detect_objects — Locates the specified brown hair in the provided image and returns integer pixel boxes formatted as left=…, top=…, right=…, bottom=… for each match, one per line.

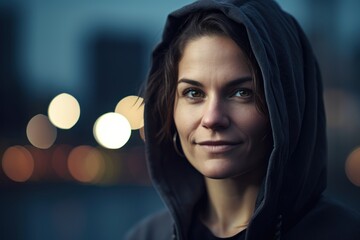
left=144, top=11, right=267, bottom=144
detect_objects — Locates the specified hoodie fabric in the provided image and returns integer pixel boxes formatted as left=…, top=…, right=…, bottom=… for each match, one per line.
left=126, top=0, right=360, bottom=239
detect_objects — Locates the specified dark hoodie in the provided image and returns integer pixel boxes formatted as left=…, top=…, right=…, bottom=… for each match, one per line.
left=126, top=0, right=360, bottom=239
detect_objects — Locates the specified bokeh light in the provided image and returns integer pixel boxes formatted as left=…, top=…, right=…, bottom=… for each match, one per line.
left=48, top=93, right=81, bottom=129
left=93, top=112, right=131, bottom=149
left=67, top=145, right=105, bottom=183
left=115, top=95, right=144, bottom=130
left=2, top=146, right=34, bottom=182
left=26, top=114, right=57, bottom=149
left=345, top=147, right=360, bottom=187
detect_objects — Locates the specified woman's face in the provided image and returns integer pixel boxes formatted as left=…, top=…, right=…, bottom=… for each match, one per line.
left=173, top=35, right=271, bottom=179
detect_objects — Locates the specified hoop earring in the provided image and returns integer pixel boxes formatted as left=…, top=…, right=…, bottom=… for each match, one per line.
left=173, top=132, right=185, bottom=157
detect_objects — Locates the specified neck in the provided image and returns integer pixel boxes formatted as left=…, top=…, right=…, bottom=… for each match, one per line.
left=200, top=166, right=265, bottom=238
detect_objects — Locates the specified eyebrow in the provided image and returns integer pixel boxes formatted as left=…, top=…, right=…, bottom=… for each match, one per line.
left=177, top=76, right=253, bottom=88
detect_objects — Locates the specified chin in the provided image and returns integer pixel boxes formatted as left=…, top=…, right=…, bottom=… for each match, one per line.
left=203, top=173, right=232, bottom=180
left=198, top=162, right=241, bottom=179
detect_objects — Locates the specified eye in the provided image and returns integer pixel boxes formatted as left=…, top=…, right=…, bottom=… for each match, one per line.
left=183, top=88, right=205, bottom=99
left=232, top=88, right=253, bottom=98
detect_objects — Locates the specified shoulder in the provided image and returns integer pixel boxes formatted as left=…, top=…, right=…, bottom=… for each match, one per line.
left=125, top=209, right=174, bottom=240
left=285, top=196, right=360, bottom=240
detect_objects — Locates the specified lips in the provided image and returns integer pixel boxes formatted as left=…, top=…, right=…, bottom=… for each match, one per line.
left=196, top=140, right=240, bottom=154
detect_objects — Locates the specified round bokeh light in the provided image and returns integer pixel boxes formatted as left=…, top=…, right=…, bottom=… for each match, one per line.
left=2, top=146, right=34, bottom=182
left=345, top=147, right=360, bottom=187
left=48, top=93, right=80, bottom=129
left=67, top=145, right=105, bottom=183
left=26, top=114, right=57, bottom=149
left=93, top=112, right=131, bottom=149
left=115, top=95, right=144, bottom=130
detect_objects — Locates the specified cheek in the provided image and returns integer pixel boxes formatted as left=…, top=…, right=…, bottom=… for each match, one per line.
left=173, top=101, right=202, bottom=141
left=235, top=108, right=269, bottom=139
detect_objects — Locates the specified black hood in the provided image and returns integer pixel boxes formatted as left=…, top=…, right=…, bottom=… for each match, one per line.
left=144, top=0, right=327, bottom=239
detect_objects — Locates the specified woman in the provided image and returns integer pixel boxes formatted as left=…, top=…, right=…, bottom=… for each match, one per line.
left=127, top=0, right=360, bottom=239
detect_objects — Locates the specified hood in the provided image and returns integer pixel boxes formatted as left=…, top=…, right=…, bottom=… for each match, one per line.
left=144, top=0, right=327, bottom=239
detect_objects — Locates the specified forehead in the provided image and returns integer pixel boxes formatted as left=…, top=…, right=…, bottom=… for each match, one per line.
left=178, top=35, right=252, bottom=86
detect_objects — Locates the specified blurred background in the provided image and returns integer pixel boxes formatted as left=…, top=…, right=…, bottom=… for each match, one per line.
left=0, top=0, right=359, bottom=239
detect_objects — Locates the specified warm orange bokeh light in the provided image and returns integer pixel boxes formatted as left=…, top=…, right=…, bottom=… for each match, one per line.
left=115, top=95, right=144, bottom=130
left=345, top=147, right=360, bottom=187
left=26, top=114, right=57, bottom=149
left=67, top=146, right=105, bottom=183
left=2, top=146, right=34, bottom=182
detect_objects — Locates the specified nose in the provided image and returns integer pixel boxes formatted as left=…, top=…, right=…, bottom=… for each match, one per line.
left=201, top=98, right=230, bottom=130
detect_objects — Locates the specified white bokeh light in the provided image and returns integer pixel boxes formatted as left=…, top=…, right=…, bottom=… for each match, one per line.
left=48, top=93, right=80, bottom=129
left=93, top=112, right=131, bottom=149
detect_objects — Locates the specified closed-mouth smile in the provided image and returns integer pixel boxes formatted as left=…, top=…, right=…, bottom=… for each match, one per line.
left=196, top=141, right=240, bottom=154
